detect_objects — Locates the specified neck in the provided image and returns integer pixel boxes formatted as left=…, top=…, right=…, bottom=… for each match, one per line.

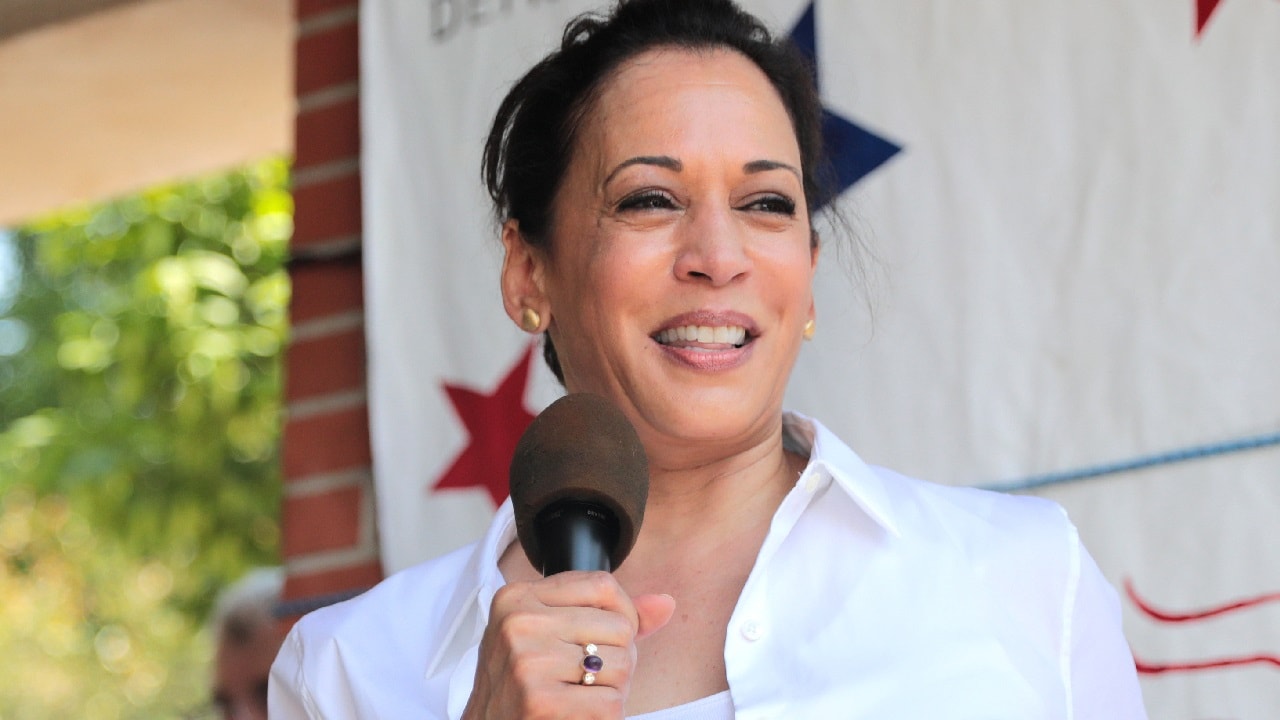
left=619, top=423, right=802, bottom=579
left=497, top=416, right=807, bottom=589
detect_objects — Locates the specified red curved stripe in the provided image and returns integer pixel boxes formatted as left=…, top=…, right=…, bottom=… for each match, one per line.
left=1125, top=578, right=1280, bottom=623
left=1134, top=653, right=1280, bottom=675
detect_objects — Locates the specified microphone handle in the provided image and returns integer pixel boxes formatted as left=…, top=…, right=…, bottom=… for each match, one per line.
left=534, top=500, right=619, bottom=575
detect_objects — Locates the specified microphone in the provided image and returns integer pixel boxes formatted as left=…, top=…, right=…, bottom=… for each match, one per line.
left=509, top=393, right=649, bottom=575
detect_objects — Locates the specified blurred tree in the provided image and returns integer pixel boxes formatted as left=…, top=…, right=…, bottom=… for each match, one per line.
left=0, top=488, right=212, bottom=718
left=0, top=159, right=290, bottom=718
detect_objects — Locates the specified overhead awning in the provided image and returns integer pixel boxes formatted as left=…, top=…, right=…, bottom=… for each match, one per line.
left=0, top=0, right=292, bottom=227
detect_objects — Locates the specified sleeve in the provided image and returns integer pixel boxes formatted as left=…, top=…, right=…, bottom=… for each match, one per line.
left=269, top=625, right=322, bottom=720
left=1064, top=527, right=1149, bottom=720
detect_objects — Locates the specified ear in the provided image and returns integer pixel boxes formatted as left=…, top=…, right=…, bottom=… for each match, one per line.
left=500, top=219, right=549, bottom=332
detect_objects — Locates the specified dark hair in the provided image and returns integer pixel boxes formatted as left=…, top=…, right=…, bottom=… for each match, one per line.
left=483, top=0, right=828, bottom=382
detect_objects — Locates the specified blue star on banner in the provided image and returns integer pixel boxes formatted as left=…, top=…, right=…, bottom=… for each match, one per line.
left=789, top=2, right=902, bottom=208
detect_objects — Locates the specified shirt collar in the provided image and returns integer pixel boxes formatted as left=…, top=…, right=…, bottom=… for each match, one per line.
left=783, top=410, right=903, bottom=538
left=424, top=497, right=517, bottom=679
left=423, top=411, right=904, bottom=680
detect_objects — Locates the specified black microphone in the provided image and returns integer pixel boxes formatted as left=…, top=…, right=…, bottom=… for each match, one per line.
left=509, top=393, right=649, bottom=575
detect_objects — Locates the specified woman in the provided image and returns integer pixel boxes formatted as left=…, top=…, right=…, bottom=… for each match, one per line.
left=271, top=1, right=1147, bottom=717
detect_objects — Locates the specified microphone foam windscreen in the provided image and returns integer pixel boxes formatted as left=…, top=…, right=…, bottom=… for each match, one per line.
left=509, top=393, right=649, bottom=572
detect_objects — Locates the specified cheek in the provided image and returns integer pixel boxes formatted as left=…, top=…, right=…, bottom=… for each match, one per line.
left=575, top=236, right=668, bottom=305
left=759, top=241, right=816, bottom=296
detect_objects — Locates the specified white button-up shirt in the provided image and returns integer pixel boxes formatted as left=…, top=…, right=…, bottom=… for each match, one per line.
left=270, top=413, right=1147, bottom=719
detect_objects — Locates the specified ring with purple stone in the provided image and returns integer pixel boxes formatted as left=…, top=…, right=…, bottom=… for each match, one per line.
left=580, top=643, right=604, bottom=685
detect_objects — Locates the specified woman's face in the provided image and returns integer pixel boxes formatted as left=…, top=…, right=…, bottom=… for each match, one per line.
left=508, top=48, right=817, bottom=457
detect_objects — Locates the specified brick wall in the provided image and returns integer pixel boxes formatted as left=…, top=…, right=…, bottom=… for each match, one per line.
left=281, top=0, right=382, bottom=617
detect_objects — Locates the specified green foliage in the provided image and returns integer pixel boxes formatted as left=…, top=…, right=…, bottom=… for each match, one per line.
left=0, top=489, right=210, bottom=718
left=0, top=159, right=291, bottom=717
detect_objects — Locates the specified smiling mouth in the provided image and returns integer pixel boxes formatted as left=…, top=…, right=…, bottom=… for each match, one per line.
left=653, top=324, right=750, bottom=349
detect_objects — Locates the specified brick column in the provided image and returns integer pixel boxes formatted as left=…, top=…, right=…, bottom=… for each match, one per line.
left=281, top=0, right=382, bottom=617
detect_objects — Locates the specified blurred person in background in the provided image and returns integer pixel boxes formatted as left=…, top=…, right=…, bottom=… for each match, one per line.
left=209, top=568, right=284, bottom=720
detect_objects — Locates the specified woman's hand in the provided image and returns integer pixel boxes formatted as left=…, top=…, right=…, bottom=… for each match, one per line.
left=462, top=571, right=676, bottom=720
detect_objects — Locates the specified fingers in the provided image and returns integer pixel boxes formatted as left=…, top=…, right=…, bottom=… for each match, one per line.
left=525, top=571, right=639, bottom=615
left=493, top=579, right=639, bottom=649
left=495, top=571, right=643, bottom=642
left=633, top=593, right=676, bottom=639
left=493, top=574, right=676, bottom=649
left=566, top=641, right=633, bottom=689
left=534, top=593, right=674, bottom=689
left=468, top=573, right=675, bottom=720
left=528, top=574, right=677, bottom=641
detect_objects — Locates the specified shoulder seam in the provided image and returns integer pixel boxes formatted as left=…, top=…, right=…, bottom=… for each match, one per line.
left=286, top=627, right=327, bottom=719
left=1059, top=507, right=1081, bottom=720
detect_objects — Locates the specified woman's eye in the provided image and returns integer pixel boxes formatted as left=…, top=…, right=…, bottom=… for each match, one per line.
left=617, top=191, right=677, bottom=212
left=744, top=195, right=797, bottom=216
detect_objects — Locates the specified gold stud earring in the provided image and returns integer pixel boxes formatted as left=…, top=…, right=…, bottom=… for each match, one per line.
left=520, top=307, right=542, bottom=333
left=803, top=319, right=816, bottom=341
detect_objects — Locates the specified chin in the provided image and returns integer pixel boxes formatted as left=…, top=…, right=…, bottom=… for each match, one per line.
left=648, top=392, right=778, bottom=444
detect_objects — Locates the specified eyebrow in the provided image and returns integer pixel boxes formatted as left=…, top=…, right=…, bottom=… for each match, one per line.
left=603, top=156, right=802, bottom=186
left=604, top=155, right=682, bottom=186
left=744, top=159, right=801, bottom=181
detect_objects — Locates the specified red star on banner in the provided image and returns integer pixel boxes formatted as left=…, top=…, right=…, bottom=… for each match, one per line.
left=431, top=344, right=537, bottom=507
left=1197, top=0, right=1225, bottom=36
left=1197, top=0, right=1279, bottom=37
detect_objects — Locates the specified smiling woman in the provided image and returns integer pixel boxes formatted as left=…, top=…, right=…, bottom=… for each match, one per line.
left=271, top=2, right=1148, bottom=718
left=500, top=48, right=817, bottom=456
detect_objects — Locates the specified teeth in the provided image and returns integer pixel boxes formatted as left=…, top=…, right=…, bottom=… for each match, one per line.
left=657, top=325, right=747, bottom=346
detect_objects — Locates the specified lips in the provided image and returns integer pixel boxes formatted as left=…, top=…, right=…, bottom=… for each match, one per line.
left=654, top=324, right=747, bottom=347
left=650, top=311, right=758, bottom=370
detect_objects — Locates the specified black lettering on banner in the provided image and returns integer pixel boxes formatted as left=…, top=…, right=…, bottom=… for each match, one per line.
left=430, top=0, right=557, bottom=43
left=430, top=0, right=459, bottom=41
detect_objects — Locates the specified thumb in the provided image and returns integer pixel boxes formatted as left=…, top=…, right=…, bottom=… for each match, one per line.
left=633, top=593, right=676, bottom=639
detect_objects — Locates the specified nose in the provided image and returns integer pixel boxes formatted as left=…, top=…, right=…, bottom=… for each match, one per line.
left=672, top=206, right=750, bottom=286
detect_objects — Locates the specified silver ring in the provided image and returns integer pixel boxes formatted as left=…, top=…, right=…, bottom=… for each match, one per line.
left=580, top=643, right=604, bottom=685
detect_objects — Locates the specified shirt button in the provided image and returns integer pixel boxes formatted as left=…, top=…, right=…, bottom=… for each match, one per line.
left=741, top=619, right=764, bottom=641
left=804, top=472, right=822, bottom=493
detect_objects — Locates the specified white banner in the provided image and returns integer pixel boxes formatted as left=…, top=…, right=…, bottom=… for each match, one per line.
left=361, top=1, right=1280, bottom=715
